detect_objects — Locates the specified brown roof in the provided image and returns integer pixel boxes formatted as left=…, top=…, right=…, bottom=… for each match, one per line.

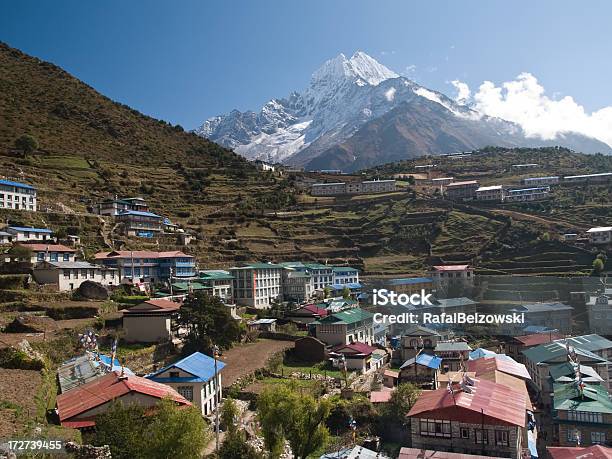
left=513, top=332, right=564, bottom=347
left=18, top=243, right=75, bottom=252
left=476, top=369, right=533, bottom=410
left=399, top=448, right=505, bottom=459
left=124, top=298, right=181, bottom=314
left=94, top=250, right=192, bottom=259
left=467, top=356, right=531, bottom=381
left=370, top=388, right=394, bottom=403
left=383, top=369, right=399, bottom=378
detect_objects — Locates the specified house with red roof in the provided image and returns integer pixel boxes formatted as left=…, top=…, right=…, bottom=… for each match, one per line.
left=56, top=371, right=191, bottom=429
left=286, top=303, right=329, bottom=325
left=429, top=264, right=474, bottom=291
left=329, top=342, right=385, bottom=373
left=122, top=298, right=181, bottom=343
left=506, top=332, right=564, bottom=363
left=11, top=243, right=75, bottom=264
left=547, top=445, right=612, bottom=459
left=407, top=377, right=527, bottom=459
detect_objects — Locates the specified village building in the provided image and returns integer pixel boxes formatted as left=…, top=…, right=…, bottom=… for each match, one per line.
left=310, top=179, right=396, bottom=196
left=0, top=179, right=37, bottom=211
left=56, top=371, right=191, bottom=429
left=6, top=226, right=53, bottom=242
left=434, top=341, right=472, bottom=372
left=475, top=185, right=504, bottom=201
left=383, top=277, right=434, bottom=295
left=199, top=270, right=234, bottom=302
left=248, top=318, right=277, bottom=332
left=505, top=332, right=564, bottom=364
left=370, top=387, right=394, bottom=404
left=587, top=295, right=612, bottom=338
left=286, top=303, right=328, bottom=325
left=94, top=250, right=196, bottom=284
left=14, top=243, right=76, bottom=264
left=314, top=308, right=375, bottom=346
left=329, top=342, right=384, bottom=373
left=504, top=302, right=574, bottom=334
left=400, top=325, right=442, bottom=362
left=122, top=298, right=181, bottom=343
left=399, top=353, right=442, bottom=388
left=430, top=177, right=455, bottom=187
left=282, top=269, right=314, bottom=302
left=563, top=172, right=612, bottom=184
left=552, top=382, right=612, bottom=447
left=146, top=352, right=224, bottom=416
left=562, top=334, right=612, bottom=384
left=444, top=180, right=479, bottom=200
left=230, top=263, right=283, bottom=308
left=33, top=261, right=118, bottom=291
left=429, top=265, right=474, bottom=290
left=504, top=186, right=550, bottom=202
left=294, top=336, right=327, bottom=362
left=521, top=176, right=560, bottom=186
left=116, top=209, right=163, bottom=237
left=332, top=266, right=360, bottom=285
left=96, top=196, right=149, bottom=216
left=0, top=231, right=12, bottom=244
left=586, top=227, right=612, bottom=245
left=57, top=352, right=133, bottom=393
left=407, top=378, right=527, bottom=459
left=359, top=179, right=396, bottom=193
left=382, top=369, right=399, bottom=388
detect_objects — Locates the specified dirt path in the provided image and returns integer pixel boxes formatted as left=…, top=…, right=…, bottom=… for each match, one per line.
left=219, top=339, right=293, bottom=388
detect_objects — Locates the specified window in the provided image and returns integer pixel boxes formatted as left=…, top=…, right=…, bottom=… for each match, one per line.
left=566, top=411, right=603, bottom=423
left=475, top=429, right=488, bottom=444
left=169, top=371, right=180, bottom=378
left=567, top=428, right=579, bottom=443
left=177, top=385, right=193, bottom=401
left=50, top=253, right=58, bottom=262
left=419, top=419, right=451, bottom=438
left=591, top=432, right=606, bottom=444
left=460, top=428, right=469, bottom=439
left=495, top=430, right=509, bottom=446
left=37, top=252, right=44, bottom=261
left=63, top=253, right=70, bottom=261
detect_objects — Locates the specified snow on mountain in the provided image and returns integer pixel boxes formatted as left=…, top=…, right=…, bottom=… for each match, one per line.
left=195, top=51, right=611, bottom=167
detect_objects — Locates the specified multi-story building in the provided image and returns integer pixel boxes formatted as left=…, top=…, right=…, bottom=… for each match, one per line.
left=230, top=263, right=283, bottom=308
left=521, top=176, right=560, bottom=186
left=400, top=325, right=442, bottom=362
left=199, top=270, right=234, bottom=302
left=6, top=226, right=53, bottom=242
left=506, top=332, right=564, bottom=364
left=359, top=179, right=396, bottom=193
left=433, top=340, right=472, bottom=372
left=17, top=243, right=76, bottom=264
left=475, top=185, right=504, bottom=201
left=552, top=383, right=612, bottom=447
left=504, top=302, right=573, bottom=335
left=282, top=269, right=314, bottom=303
left=96, top=197, right=149, bottom=216
left=383, top=277, right=434, bottom=295
left=587, top=295, right=612, bottom=336
left=504, top=186, right=550, bottom=202
left=429, top=264, right=474, bottom=290
left=311, top=182, right=347, bottom=196
left=310, top=180, right=396, bottom=196
left=116, top=210, right=163, bottom=237
left=407, top=378, right=527, bottom=459
left=0, top=179, right=37, bottom=211
left=332, top=266, right=359, bottom=285
left=94, top=250, right=196, bottom=284
left=33, top=261, right=119, bottom=291
left=314, top=308, right=374, bottom=346
left=444, top=180, right=479, bottom=200
left=586, top=227, right=612, bottom=245
left=147, top=352, right=224, bottom=416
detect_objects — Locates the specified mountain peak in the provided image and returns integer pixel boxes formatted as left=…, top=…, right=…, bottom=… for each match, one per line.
left=310, top=51, right=398, bottom=87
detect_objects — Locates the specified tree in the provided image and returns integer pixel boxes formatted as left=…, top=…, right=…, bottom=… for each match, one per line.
left=323, top=286, right=332, bottom=299
left=177, top=292, right=243, bottom=353
left=146, top=398, right=210, bottom=459
left=7, top=244, right=32, bottom=261
left=341, top=286, right=351, bottom=300
left=221, top=397, right=239, bottom=434
left=386, top=382, right=421, bottom=422
left=14, top=134, right=38, bottom=156
left=93, top=402, right=148, bottom=459
left=219, top=431, right=262, bottom=459
left=257, top=384, right=331, bottom=459
left=592, top=257, right=605, bottom=275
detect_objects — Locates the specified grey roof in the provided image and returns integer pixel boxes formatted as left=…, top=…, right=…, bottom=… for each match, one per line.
left=522, top=341, right=608, bottom=364
left=433, top=297, right=478, bottom=308
left=45, top=261, right=110, bottom=269
left=402, top=325, right=441, bottom=336
left=0, top=231, right=11, bottom=236
left=509, top=302, right=573, bottom=313
left=435, top=341, right=472, bottom=352
left=556, top=334, right=612, bottom=352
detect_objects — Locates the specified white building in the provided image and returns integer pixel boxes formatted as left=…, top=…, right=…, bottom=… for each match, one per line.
left=311, top=182, right=346, bottom=196
left=359, top=179, right=396, bottom=193
left=332, top=266, right=360, bottom=284
left=310, top=180, right=396, bottom=196
left=475, top=185, right=504, bottom=201
left=282, top=269, right=314, bottom=302
left=230, top=263, right=283, bottom=308
left=586, top=227, right=612, bottom=245
left=521, top=176, right=560, bottom=186
left=504, top=186, right=550, bottom=202
left=33, top=261, right=119, bottom=291
left=14, top=243, right=76, bottom=264
left=199, top=270, right=234, bottom=302
left=6, top=226, right=53, bottom=242
left=429, top=265, right=474, bottom=289
left=0, top=179, right=37, bottom=211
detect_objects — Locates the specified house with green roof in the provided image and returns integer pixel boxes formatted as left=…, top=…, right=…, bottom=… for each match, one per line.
left=314, top=307, right=375, bottom=346
left=552, top=382, right=612, bottom=446
left=199, top=270, right=234, bottom=302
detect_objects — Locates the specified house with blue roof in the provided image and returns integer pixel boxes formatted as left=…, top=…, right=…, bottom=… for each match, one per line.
left=399, top=352, right=442, bottom=388
left=0, top=179, right=37, bottom=212
left=116, top=209, right=163, bottom=237
left=6, top=226, right=53, bottom=242
left=146, top=351, right=225, bottom=416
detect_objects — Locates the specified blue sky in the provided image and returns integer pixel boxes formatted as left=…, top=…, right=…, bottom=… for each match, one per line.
left=2, top=0, right=612, bottom=132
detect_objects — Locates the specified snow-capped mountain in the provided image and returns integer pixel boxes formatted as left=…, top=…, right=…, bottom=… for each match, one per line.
left=196, top=51, right=612, bottom=170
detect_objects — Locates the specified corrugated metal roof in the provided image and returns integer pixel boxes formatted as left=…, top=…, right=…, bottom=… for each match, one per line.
left=513, top=333, right=564, bottom=347
left=399, top=448, right=505, bottom=459
left=400, top=353, right=443, bottom=370
left=8, top=226, right=52, bottom=233
left=387, top=277, right=433, bottom=285
left=435, top=341, right=472, bottom=352
left=547, top=445, right=612, bottom=459
left=408, top=378, right=527, bottom=427
left=558, top=334, right=612, bottom=352
left=57, top=353, right=133, bottom=393
left=147, top=351, right=225, bottom=383
left=0, top=179, right=35, bottom=189
left=523, top=341, right=608, bottom=364
left=553, top=383, right=612, bottom=414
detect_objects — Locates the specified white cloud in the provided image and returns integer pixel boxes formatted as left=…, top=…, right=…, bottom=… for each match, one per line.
left=450, top=80, right=470, bottom=105
left=384, top=87, right=396, bottom=102
left=454, top=73, right=612, bottom=147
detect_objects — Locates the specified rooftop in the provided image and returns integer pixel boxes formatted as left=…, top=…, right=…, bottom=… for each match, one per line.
left=509, top=302, right=573, bottom=313
left=0, top=179, right=35, bottom=190
left=316, top=307, right=374, bottom=325
left=8, top=226, right=52, bottom=233
left=117, top=210, right=161, bottom=218
left=399, top=448, right=505, bottom=459
left=547, top=445, right=612, bottom=459
left=435, top=341, right=472, bottom=352
left=387, top=277, right=433, bottom=285
left=587, top=226, right=612, bottom=233
left=94, top=250, right=193, bottom=259
left=446, top=180, right=478, bottom=187
left=432, top=264, right=470, bottom=271
left=553, top=382, right=612, bottom=414
left=17, top=243, right=75, bottom=252
left=147, top=351, right=226, bottom=383
left=467, top=356, right=531, bottom=380
left=57, top=353, right=134, bottom=393
left=400, top=353, right=443, bottom=370
left=522, top=341, right=608, bottom=364
left=513, top=332, right=564, bottom=347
